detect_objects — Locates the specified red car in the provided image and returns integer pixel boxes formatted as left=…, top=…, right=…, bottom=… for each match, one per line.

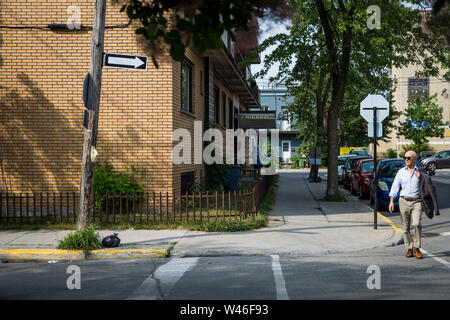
left=349, top=159, right=383, bottom=199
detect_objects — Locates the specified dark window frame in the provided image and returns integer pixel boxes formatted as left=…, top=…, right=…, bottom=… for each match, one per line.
left=214, top=86, right=220, bottom=125
left=181, top=171, right=195, bottom=195
left=222, top=92, right=227, bottom=128
left=181, top=59, right=193, bottom=113
left=228, top=97, right=233, bottom=129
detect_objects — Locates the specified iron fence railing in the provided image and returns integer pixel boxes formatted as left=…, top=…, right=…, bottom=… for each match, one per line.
left=0, top=175, right=274, bottom=224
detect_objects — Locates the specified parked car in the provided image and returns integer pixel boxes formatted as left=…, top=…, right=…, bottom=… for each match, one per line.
left=349, top=149, right=369, bottom=156
left=421, top=150, right=450, bottom=171
left=349, top=158, right=382, bottom=199
left=369, top=159, right=405, bottom=210
left=343, top=155, right=372, bottom=189
left=419, top=151, right=435, bottom=161
left=338, top=154, right=358, bottom=184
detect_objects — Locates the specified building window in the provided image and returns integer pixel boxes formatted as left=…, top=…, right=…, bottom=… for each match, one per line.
left=222, top=92, right=227, bottom=127
left=281, top=107, right=291, bottom=123
left=228, top=98, right=233, bottom=129
left=214, top=86, right=220, bottom=125
left=181, top=60, right=193, bottom=112
left=200, top=70, right=204, bottom=96
left=283, top=142, right=290, bottom=152
left=181, top=171, right=195, bottom=195
left=408, top=78, right=429, bottom=101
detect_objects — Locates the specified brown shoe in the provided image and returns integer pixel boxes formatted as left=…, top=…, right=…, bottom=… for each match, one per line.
left=405, top=249, right=414, bottom=258
left=414, top=248, right=423, bottom=259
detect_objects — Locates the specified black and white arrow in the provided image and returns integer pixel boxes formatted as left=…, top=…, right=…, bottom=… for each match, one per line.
left=104, top=53, right=147, bottom=70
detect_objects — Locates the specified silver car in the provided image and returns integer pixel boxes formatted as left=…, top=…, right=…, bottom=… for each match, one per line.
left=338, top=154, right=358, bottom=184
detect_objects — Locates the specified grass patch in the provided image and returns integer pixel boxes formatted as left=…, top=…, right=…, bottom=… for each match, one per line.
left=57, top=226, right=102, bottom=250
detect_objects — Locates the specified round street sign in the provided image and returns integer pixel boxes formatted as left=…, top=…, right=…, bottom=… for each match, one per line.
left=360, top=94, right=389, bottom=122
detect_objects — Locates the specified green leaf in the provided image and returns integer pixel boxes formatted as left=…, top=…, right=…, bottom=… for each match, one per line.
left=170, top=41, right=185, bottom=61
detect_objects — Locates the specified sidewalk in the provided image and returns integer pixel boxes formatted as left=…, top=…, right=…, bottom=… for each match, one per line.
left=171, top=172, right=402, bottom=257
left=0, top=172, right=402, bottom=262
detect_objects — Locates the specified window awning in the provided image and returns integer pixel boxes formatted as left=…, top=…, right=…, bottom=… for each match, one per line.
left=238, top=111, right=276, bottom=129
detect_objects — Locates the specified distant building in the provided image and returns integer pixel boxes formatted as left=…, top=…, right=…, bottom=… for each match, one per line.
left=378, top=11, right=450, bottom=156
left=258, top=79, right=302, bottom=163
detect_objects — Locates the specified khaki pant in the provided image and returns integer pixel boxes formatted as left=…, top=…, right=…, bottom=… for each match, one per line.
left=399, top=197, right=422, bottom=249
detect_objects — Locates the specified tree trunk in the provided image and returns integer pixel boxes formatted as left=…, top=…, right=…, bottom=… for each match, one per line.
left=315, top=0, right=354, bottom=198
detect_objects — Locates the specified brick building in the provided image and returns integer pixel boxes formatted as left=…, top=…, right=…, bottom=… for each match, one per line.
left=0, top=0, right=261, bottom=197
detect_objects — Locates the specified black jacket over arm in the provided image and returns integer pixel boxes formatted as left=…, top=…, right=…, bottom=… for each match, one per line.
left=418, top=171, right=440, bottom=219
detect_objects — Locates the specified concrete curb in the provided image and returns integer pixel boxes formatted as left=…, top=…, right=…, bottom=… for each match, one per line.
left=0, top=248, right=168, bottom=263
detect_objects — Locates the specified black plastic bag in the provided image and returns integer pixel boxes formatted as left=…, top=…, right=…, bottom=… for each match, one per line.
left=102, top=233, right=121, bottom=247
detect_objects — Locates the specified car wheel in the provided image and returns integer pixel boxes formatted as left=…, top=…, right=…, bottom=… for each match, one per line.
left=427, top=162, right=437, bottom=171
left=358, top=185, right=364, bottom=199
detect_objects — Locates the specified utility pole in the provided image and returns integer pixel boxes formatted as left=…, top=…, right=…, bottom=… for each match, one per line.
left=78, top=0, right=106, bottom=230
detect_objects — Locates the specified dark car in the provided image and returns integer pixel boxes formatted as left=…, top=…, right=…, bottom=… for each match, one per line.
left=343, top=155, right=372, bottom=190
left=350, top=158, right=382, bottom=199
left=421, top=150, right=450, bottom=171
left=369, top=159, right=405, bottom=210
left=419, top=151, right=435, bottom=161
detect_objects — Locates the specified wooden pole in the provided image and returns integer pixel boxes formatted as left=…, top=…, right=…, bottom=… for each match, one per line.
left=77, top=0, right=106, bottom=230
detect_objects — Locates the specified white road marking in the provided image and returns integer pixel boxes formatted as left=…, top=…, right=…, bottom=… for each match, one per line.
left=270, top=255, right=290, bottom=300
left=440, top=232, right=450, bottom=236
left=421, top=249, right=450, bottom=269
left=127, top=257, right=199, bottom=300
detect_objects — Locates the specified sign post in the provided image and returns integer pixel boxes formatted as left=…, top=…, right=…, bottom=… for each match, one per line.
left=360, top=94, right=389, bottom=230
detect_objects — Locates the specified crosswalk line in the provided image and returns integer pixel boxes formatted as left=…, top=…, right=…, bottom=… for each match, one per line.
left=127, top=257, right=199, bottom=300
left=421, top=249, right=450, bottom=269
left=271, top=255, right=290, bottom=300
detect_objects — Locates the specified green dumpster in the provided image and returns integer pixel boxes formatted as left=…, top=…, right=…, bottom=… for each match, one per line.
left=298, top=157, right=306, bottom=168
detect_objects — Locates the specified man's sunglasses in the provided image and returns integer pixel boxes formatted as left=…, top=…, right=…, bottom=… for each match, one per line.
left=403, top=157, right=414, bottom=160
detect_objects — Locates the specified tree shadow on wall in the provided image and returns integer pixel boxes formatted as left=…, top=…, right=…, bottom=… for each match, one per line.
left=0, top=72, right=83, bottom=193
left=98, top=125, right=168, bottom=192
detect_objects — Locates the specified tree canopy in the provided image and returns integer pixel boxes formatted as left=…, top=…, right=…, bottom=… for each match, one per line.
left=250, top=0, right=448, bottom=196
left=119, top=0, right=293, bottom=67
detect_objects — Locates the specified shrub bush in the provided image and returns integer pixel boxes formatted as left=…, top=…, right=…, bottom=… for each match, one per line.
left=383, top=148, right=397, bottom=158
left=94, top=162, right=145, bottom=211
left=57, top=226, right=101, bottom=250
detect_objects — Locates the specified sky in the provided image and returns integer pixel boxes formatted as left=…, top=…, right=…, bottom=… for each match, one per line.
left=251, top=18, right=291, bottom=85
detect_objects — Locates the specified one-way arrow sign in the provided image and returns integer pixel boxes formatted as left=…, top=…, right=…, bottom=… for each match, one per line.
left=104, top=53, right=147, bottom=71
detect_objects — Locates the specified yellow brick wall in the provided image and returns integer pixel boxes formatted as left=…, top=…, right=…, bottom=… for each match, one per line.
left=171, top=48, right=206, bottom=196
left=0, top=0, right=255, bottom=199
left=0, top=0, right=176, bottom=195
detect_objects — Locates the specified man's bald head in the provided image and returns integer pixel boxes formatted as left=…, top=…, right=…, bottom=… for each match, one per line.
left=405, top=150, right=417, bottom=159
left=404, top=150, right=417, bottom=168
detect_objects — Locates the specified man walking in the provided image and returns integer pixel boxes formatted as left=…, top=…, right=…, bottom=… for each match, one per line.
left=388, top=150, right=424, bottom=259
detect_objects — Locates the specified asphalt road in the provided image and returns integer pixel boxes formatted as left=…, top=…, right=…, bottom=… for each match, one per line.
left=0, top=170, right=449, bottom=302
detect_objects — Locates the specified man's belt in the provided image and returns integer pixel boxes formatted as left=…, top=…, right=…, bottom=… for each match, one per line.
left=400, top=196, right=421, bottom=202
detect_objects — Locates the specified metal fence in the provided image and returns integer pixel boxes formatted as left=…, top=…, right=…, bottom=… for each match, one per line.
left=0, top=175, right=275, bottom=224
